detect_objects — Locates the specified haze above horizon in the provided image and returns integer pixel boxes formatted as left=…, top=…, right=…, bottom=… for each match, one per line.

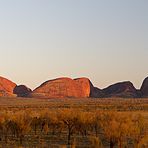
left=0, top=0, right=147, bottom=89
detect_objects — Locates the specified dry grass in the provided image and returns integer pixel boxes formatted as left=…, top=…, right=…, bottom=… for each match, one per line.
left=0, top=97, right=147, bottom=148
left=0, top=97, right=147, bottom=111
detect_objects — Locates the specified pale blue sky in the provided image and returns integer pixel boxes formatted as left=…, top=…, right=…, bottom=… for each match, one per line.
left=0, top=0, right=148, bottom=89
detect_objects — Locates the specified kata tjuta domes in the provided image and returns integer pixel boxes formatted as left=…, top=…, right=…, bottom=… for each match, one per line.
left=0, top=75, right=148, bottom=98
left=22, top=75, right=148, bottom=98
left=0, top=76, right=16, bottom=97
left=0, top=76, right=32, bottom=97
left=30, top=77, right=91, bottom=98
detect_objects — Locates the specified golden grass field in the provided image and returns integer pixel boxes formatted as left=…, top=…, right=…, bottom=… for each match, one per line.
left=0, top=97, right=147, bottom=148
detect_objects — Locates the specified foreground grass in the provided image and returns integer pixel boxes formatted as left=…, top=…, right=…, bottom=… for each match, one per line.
left=0, top=97, right=147, bottom=148
left=0, top=97, right=148, bottom=111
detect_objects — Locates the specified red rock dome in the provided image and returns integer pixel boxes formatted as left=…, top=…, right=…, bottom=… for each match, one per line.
left=31, top=77, right=91, bottom=98
left=0, top=76, right=16, bottom=97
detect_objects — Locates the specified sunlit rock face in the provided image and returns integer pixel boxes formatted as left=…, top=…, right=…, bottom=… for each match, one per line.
left=31, top=77, right=91, bottom=98
left=140, top=77, right=148, bottom=97
left=0, top=76, right=16, bottom=97
left=13, top=85, right=32, bottom=97
left=74, top=78, right=91, bottom=98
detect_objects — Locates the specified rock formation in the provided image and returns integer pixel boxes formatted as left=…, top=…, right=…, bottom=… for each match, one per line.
left=30, top=77, right=140, bottom=98
left=90, top=87, right=104, bottom=98
left=0, top=76, right=16, bottom=97
left=31, top=77, right=91, bottom=98
left=140, top=77, right=148, bottom=97
left=102, top=81, right=138, bottom=98
left=0, top=75, right=147, bottom=99
left=74, top=78, right=90, bottom=97
left=13, top=85, right=32, bottom=97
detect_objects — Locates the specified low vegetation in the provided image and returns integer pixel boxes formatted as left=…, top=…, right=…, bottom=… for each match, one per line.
left=0, top=97, right=147, bottom=148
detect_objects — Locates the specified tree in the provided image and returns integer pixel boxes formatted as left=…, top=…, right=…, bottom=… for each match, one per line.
left=130, top=114, right=148, bottom=148
left=58, top=109, right=78, bottom=145
left=91, top=111, right=103, bottom=137
left=76, top=111, right=93, bottom=137
left=100, top=112, right=132, bottom=148
left=11, top=111, right=32, bottom=144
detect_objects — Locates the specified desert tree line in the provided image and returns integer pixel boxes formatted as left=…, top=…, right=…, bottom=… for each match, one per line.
left=0, top=109, right=147, bottom=148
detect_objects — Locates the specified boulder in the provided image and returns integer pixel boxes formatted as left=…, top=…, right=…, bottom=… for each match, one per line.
left=13, top=85, right=32, bottom=97
left=102, top=81, right=138, bottom=98
left=0, top=76, right=16, bottom=97
left=31, top=77, right=91, bottom=98
left=140, top=77, right=148, bottom=97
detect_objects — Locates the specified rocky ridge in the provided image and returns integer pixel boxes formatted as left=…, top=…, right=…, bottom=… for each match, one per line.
left=0, top=76, right=148, bottom=98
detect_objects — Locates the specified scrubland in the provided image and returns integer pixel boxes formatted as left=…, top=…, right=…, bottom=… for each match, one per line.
left=0, top=97, right=147, bottom=148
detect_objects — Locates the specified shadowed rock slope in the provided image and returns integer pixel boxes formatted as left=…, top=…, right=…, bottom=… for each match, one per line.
left=13, top=85, right=32, bottom=97
left=102, top=81, right=138, bottom=98
left=140, top=77, right=148, bottom=97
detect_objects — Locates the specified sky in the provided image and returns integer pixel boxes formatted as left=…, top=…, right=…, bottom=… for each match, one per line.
left=0, top=0, right=148, bottom=89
